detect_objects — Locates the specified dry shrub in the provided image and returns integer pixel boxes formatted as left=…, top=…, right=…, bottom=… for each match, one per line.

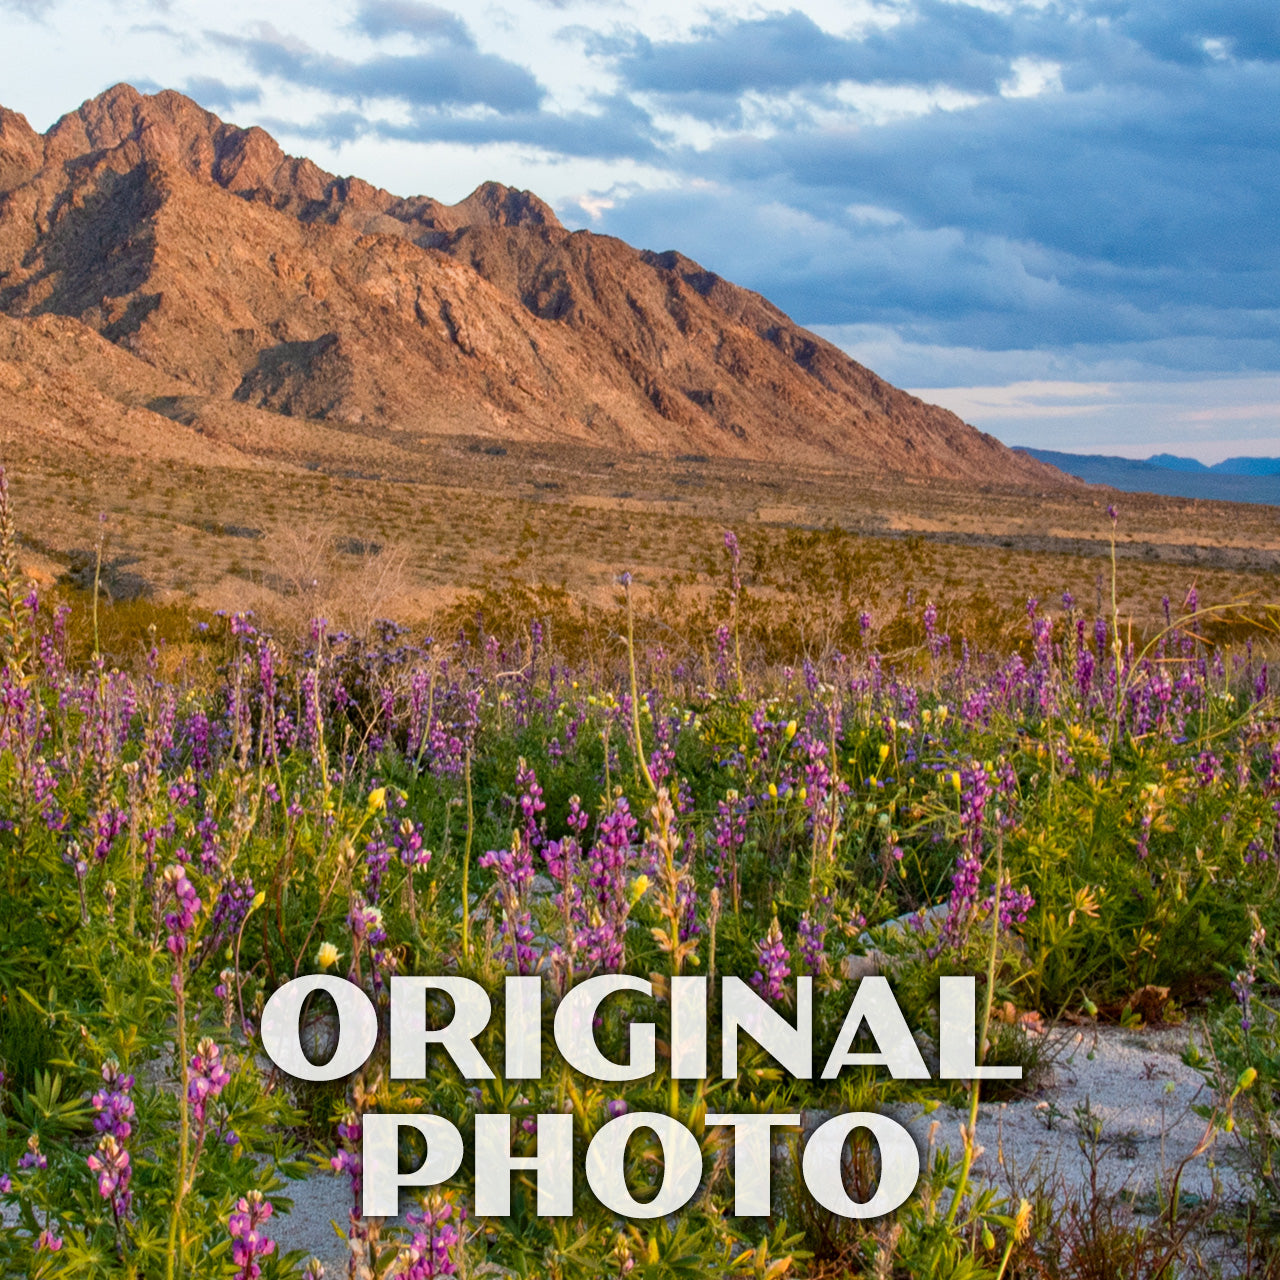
left=262, top=521, right=413, bottom=638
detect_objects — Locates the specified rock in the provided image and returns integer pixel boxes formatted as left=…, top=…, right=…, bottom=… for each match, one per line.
left=840, top=952, right=885, bottom=980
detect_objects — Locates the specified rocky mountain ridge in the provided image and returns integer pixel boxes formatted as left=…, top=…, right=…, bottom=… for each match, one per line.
left=0, top=84, right=1063, bottom=485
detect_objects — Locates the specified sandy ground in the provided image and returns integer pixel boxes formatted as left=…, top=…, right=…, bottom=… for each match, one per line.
left=893, top=1022, right=1246, bottom=1206
left=263, top=1021, right=1249, bottom=1275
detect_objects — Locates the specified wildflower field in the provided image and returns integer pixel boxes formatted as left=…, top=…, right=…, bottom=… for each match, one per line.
left=2, top=486, right=1279, bottom=1280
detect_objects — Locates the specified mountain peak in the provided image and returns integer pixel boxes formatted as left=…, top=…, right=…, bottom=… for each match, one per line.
left=449, top=181, right=563, bottom=230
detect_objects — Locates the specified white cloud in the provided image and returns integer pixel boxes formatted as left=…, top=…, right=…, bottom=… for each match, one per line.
left=999, top=57, right=1062, bottom=99
left=909, top=376, right=1280, bottom=462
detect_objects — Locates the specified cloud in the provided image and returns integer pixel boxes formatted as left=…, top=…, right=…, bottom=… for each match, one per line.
left=211, top=22, right=543, bottom=113
left=278, top=92, right=662, bottom=161
left=1105, top=0, right=1280, bottom=66
left=0, top=0, right=54, bottom=16
left=182, top=76, right=261, bottom=112
left=352, top=0, right=475, bottom=48
left=912, top=374, right=1280, bottom=460
left=601, top=3, right=1057, bottom=120
left=555, top=0, right=1279, bottom=385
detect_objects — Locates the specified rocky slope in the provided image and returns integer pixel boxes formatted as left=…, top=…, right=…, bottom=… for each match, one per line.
left=0, top=84, right=1061, bottom=483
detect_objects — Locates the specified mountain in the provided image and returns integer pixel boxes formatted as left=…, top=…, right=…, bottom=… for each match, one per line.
left=0, top=85, right=1060, bottom=485
left=1018, top=448, right=1280, bottom=506
left=1214, top=456, right=1280, bottom=477
left=1147, top=453, right=1208, bottom=472
left=1145, top=453, right=1280, bottom=478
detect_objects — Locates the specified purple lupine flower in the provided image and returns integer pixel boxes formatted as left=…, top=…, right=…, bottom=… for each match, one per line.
left=750, top=918, right=791, bottom=1003
left=987, top=880, right=1036, bottom=930
left=347, top=896, right=397, bottom=992
left=89, top=806, right=127, bottom=862
left=580, top=796, right=640, bottom=972
left=395, top=818, right=432, bottom=869
left=163, top=864, right=202, bottom=961
left=188, top=1038, right=231, bottom=1131
left=206, top=877, right=256, bottom=956
left=87, top=1134, right=132, bottom=1218
left=332, top=1112, right=363, bottom=1205
left=924, top=602, right=948, bottom=659
left=797, top=912, right=826, bottom=976
left=401, top=1194, right=466, bottom=1278
left=514, top=758, right=546, bottom=854
left=18, top=1135, right=46, bottom=1170
left=363, top=830, right=391, bottom=902
left=710, top=794, right=747, bottom=890
left=91, top=1059, right=135, bottom=1139
left=1195, top=751, right=1220, bottom=787
left=479, top=819, right=538, bottom=975
left=1233, top=918, right=1267, bottom=1032
left=938, top=762, right=992, bottom=952
left=1232, top=967, right=1257, bottom=1032
left=228, top=1190, right=276, bottom=1280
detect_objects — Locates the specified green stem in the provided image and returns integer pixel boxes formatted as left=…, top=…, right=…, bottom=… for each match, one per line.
left=461, top=751, right=473, bottom=960
left=993, top=1236, right=1016, bottom=1280
left=166, top=976, right=190, bottom=1280
left=625, top=580, right=656, bottom=794
left=946, top=839, right=1003, bottom=1228
left=92, top=523, right=104, bottom=664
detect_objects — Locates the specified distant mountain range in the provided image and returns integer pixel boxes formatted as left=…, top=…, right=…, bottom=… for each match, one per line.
left=1018, top=448, right=1280, bottom=506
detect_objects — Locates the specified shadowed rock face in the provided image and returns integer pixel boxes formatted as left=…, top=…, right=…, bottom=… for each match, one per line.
left=0, top=83, right=1063, bottom=483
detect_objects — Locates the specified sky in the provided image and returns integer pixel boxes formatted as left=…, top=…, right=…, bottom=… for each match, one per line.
left=2, top=0, right=1278, bottom=462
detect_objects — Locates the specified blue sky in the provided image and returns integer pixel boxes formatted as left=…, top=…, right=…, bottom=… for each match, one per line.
left=2, top=0, right=1278, bottom=461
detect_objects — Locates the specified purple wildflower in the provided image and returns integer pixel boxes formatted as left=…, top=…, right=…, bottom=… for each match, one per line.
left=751, top=917, right=791, bottom=1003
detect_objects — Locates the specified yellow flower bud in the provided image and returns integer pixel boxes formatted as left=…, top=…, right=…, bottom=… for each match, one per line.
left=768, top=783, right=778, bottom=799
left=316, top=942, right=341, bottom=970
left=1238, top=1067, right=1258, bottom=1090
left=951, top=771, right=962, bottom=792
left=368, top=787, right=387, bottom=813
left=878, top=744, right=890, bottom=762
left=629, top=875, right=651, bottom=904
left=785, top=720, right=797, bottom=741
